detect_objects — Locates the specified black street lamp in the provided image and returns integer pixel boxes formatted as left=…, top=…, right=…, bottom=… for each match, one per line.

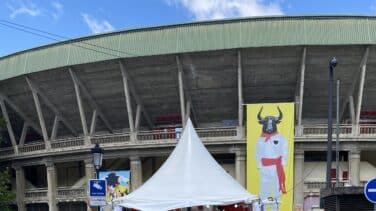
left=91, top=143, right=103, bottom=211
left=91, top=143, right=104, bottom=179
left=326, top=57, right=337, bottom=189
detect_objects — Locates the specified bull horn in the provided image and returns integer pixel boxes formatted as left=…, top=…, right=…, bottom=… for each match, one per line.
left=257, top=106, right=263, bottom=121
left=277, top=106, right=283, bottom=121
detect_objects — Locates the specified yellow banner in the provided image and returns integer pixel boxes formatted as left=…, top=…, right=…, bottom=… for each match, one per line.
left=247, top=103, right=294, bottom=211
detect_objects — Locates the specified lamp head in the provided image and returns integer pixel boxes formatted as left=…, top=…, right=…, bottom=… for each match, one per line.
left=330, top=57, right=338, bottom=69
left=91, top=143, right=104, bottom=170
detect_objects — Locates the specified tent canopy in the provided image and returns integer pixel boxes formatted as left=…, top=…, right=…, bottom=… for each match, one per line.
left=116, top=119, right=257, bottom=211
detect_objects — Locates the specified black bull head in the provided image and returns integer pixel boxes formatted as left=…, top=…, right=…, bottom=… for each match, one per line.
left=257, top=106, right=283, bottom=134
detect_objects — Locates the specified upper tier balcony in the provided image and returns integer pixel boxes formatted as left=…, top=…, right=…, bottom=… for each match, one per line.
left=0, top=126, right=241, bottom=160
left=1, top=124, right=376, bottom=160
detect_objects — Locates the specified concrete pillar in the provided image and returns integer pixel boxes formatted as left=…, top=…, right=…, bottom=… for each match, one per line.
left=14, top=166, right=26, bottom=211
left=295, top=125, right=303, bottom=137
left=46, top=161, right=58, bottom=211
left=84, top=136, right=91, bottom=146
left=235, top=151, right=246, bottom=187
left=84, top=158, right=96, bottom=180
left=293, top=150, right=304, bottom=211
left=349, top=150, right=361, bottom=186
left=236, top=126, right=245, bottom=139
left=130, top=156, right=142, bottom=191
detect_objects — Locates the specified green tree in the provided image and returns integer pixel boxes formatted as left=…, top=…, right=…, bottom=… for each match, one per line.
left=0, top=117, right=15, bottom=210
left=0, top=168, right=15, bottom=211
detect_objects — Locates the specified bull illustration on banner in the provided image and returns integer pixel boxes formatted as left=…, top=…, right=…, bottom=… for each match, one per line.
left=247, top=103, right=294, bottom=211
left=256, top=106, right=287, bottom=209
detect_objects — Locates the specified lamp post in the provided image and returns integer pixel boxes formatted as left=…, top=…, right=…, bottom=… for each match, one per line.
left=91, top=143, right=104, bottom=179
left=326, top=57, right=337, bottom=189
left=91, top=144, right=103, bottom=211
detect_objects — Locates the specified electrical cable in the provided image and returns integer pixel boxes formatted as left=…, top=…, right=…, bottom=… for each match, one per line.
left=0, top=19, right=137, bottom=58
left=0, top=19, right=138, bottom=56
left=283, top=160, right=321, bottom=195
left=0, top=22, right=119, bottom=59
left=0, top=20, right=183, bottom=76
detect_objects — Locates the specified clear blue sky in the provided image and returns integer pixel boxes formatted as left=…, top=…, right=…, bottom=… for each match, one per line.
left=1, top=0, right=375, bottom=56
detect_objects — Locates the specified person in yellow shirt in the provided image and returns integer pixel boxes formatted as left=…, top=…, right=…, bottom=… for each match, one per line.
left=105, top=172, right=129, bottom=202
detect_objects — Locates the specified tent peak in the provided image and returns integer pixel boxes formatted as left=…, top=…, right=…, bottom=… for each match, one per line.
left=184, top=118, right=193, bottom=128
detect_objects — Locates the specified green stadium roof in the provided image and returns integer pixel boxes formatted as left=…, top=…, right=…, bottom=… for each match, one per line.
left=1, top=15, right=375, bottom=81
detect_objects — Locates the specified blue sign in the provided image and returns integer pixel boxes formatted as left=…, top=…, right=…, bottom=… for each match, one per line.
left=90, top=179, right=106, bottom=196
left=364, top=178, right=376, bottom=203
left=89, top=179, right=107, bottom=206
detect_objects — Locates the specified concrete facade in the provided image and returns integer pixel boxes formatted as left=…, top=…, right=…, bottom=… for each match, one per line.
left=1, top=17, right=376, bottom=211
left=349, top=150, right=361, bottom=186
left=294, top=150, right=305, bottom=211
left=3, top=133, right=376, bottom=211
left=46, top=161, right=57, bottom=211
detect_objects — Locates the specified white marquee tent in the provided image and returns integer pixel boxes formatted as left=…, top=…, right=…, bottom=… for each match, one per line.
left=115, top=119, right=257, bottom=211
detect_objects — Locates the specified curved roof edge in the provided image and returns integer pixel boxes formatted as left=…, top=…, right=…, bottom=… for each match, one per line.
left=0, top=15, right=375, bottom=81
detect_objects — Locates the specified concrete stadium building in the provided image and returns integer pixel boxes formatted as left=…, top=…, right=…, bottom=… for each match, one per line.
left=1, top=16, right=376, bottom=211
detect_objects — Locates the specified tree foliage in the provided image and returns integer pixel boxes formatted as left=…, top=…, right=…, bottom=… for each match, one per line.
left=0, top=169, right=15, bottom=211
left=0, top=117, right=15, bottom=210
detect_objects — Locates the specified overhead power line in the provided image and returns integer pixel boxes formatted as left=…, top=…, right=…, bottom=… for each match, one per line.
left=0, top=19, right=138, bottom=58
